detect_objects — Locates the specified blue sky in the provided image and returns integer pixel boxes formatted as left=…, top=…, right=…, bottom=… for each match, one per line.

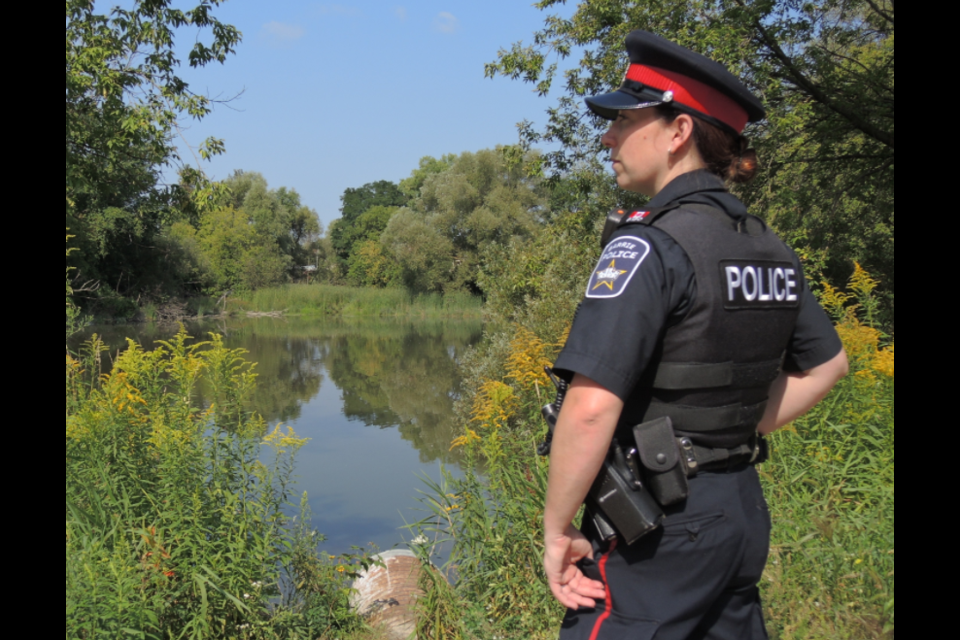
left=170, top=1, right=581, bottom=228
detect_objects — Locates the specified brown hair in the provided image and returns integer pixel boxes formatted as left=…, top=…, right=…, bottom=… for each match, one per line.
left=657, top=106, right=759, bottom=184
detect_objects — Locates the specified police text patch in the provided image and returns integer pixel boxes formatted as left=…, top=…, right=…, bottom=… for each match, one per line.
left=720, top=261, right=801, bottom=310
left=586, top=236, right=651, bottom=299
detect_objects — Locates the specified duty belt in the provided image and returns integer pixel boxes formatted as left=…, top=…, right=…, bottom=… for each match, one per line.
left=678, top=434, right=768, bottom=477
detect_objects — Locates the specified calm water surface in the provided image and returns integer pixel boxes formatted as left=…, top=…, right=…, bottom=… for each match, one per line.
left=75, top=317, right=483, bottom=556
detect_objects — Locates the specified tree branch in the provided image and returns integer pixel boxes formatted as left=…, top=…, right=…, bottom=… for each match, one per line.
left=772, top=154, right=894, bottom=165
left=864, top=0, right=895, bottom=26
left=752, top=20, right=895, bottom=149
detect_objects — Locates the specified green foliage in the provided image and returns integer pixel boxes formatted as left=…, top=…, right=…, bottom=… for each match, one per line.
left=66, top=0, right=241, bottom=311
left=381, top=209, right=456, bottom=294
left=331, top=181, right=410, bottom=261
left=344, top=207, right=403, bottom=286
left=486, top=0, right=895, bottom=324
left=66, top=329, right=366, bottom=639
left=164, top=173, right=323, bottom=295
left=224, top=172, right=322, bottom=271
left=399, top=155, right=458, bottom=199
left=382, top=149, right=545, bottom=294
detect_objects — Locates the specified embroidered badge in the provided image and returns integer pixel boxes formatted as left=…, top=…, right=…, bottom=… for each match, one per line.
left=626, top=210, right=651, bottom=222
left=586, top=236, right=651, bottom=299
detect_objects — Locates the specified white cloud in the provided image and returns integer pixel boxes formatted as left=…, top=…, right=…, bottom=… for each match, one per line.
left=260, top=22, right=305, bottom=48
left=433, top=12, right=460, bottom=34
left=318, top=5, right=362, bottom=18
left=395, top=6, right=408, bottom=22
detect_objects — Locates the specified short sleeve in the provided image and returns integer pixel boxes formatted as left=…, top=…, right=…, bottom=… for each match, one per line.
left=783, top=274, right=844, bottom=373
left=554, top=227, right=696, bottom=401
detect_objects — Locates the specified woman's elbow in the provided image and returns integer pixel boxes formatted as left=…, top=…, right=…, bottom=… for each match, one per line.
left=830, top=349, right=850, bottom=384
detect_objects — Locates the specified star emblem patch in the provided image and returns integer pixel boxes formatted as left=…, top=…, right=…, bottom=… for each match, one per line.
left=586, top=236, right=652, bottom=299
left=592, top=261, right=629, bottom=291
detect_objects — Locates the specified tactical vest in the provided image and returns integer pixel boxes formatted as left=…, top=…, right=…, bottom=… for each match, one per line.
left=610, top=204, right=803, bottom=449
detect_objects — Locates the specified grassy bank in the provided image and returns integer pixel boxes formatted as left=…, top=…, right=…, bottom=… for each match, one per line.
left=66, top=331, right=370, bottom=639
left=407, top=267, right=894, bottom=640
left=235, top=285, right=483, bottom=319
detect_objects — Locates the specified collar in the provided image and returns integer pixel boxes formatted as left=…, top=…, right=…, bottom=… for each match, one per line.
left=647, top=170, right=728, bottom=209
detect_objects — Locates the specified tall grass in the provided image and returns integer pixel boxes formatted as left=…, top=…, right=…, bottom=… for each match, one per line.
left=237, top=285, right=483, bottom=319
left=66, top=329, right=370, bottom=639
left=409, top=266, right=894, bottom=639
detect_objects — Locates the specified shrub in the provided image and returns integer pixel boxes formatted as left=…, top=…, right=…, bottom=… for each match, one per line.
left=66, top=329, right=366, bottom=639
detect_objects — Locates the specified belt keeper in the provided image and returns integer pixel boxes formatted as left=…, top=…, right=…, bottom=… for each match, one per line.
left=680, top=437, right=699, bottom=477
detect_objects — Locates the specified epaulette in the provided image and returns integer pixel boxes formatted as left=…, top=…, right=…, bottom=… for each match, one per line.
left=600, top=205, right=681, bottom=249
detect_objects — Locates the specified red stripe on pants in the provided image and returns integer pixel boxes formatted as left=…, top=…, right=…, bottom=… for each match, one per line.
left=589, top=540, right=618, bottom=640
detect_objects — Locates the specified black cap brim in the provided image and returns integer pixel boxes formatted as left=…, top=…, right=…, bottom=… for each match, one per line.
left=585, top=89, right=666, bottom=121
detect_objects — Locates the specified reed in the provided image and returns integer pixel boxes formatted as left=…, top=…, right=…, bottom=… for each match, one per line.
left=237, top=285, right=483, bottom=319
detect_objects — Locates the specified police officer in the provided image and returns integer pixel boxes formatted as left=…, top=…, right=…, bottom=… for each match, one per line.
left=542, top=31, right=849, bottom=640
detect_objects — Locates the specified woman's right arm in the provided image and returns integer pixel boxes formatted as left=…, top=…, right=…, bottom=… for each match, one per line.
left=758, top=349, right=849, bottom=435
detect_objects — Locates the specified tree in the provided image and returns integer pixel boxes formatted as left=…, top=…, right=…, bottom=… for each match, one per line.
left=382, top=209, right=456, bottom=294
left=188, top=173, right=321, bottom=292
left=486, top=0, right=894, bottom=321
left=382, top=149, right=545, bottom=294
left=345, top=206, right=403, bottom=286
left=66, top=0, right=240, bottom=307
left=399, top=155, right=458, bottom=199
left=223, top=171, right=321, bottom=271
left=330, top=181, right=410, bottom=260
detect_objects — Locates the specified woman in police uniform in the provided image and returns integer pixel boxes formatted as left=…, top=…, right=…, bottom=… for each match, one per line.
left=543, top=31, right=849, bottom=640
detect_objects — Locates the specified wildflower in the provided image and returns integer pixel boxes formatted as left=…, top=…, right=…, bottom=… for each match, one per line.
left=451, top=429, right=481, bottom=450
left=336, top=565, right=346, bottom=573
left=263, top=424, right=310, bottom=450
left=412, top=535, right=429, bottom=546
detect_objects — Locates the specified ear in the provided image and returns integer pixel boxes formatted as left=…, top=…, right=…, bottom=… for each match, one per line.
left=671, top=113, right=697, bottom=151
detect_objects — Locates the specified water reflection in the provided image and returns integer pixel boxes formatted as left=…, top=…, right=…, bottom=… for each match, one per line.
left=72, top=317, right=483, bottom=552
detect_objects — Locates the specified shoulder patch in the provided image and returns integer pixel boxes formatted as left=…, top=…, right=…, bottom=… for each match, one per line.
left=586, top=236, right=652, bottom=299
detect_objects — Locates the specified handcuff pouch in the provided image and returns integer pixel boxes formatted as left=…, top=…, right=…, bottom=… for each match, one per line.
left=633, top=417, right=690, bottom=507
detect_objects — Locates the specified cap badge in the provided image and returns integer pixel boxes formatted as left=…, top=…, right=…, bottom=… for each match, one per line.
left=662, top=90, right=675, bottom=103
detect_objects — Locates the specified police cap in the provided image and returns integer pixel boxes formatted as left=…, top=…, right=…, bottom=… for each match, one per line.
left=586, top=31, right=766, bottom=135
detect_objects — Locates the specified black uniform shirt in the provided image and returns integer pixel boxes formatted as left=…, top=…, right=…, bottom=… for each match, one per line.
left=554, top=171, right=843, bottom=407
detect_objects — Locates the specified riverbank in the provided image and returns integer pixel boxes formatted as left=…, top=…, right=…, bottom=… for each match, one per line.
left=234, top=285, right=484, bottom=319
left=76, top=286, right=484, bottom=327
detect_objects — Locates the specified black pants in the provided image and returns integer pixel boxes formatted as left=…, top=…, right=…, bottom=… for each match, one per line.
left=560, top=466, right=771, bottom=640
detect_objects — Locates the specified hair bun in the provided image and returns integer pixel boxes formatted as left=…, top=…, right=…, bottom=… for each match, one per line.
left=731, top=138, right=758, bottom=184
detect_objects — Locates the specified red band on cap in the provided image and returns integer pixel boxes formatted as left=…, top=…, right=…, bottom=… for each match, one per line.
left=625, top=64, right=749, bottom=133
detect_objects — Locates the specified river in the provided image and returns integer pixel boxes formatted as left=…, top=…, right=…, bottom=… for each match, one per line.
left=72, top=316, right=483, bottom=557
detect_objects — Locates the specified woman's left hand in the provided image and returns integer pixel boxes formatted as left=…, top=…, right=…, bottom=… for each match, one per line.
left=544, top=525, right=607, bottom=610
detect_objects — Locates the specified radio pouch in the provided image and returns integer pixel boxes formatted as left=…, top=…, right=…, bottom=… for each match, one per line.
left=588, top=454, right=664, bottom=546
left=633, top=417, right=690, bottom=507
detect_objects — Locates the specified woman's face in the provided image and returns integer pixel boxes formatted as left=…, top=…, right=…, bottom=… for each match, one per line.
left=601, top=108, right=675, bottom=197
